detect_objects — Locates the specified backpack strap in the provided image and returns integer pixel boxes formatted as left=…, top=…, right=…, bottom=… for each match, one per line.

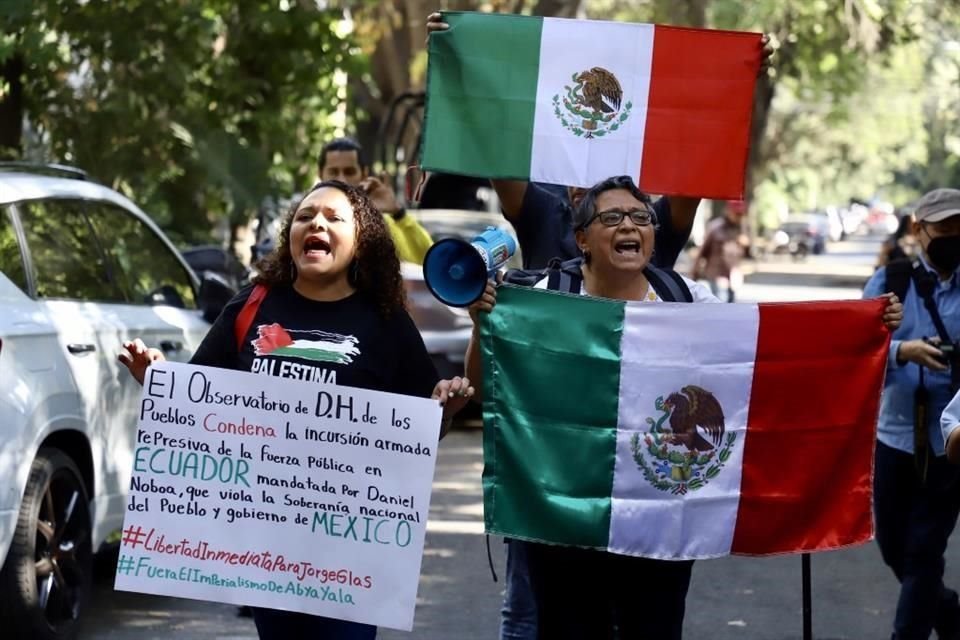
left=503, top=257, right=583, bottom=293
left=883, top=258, right=914, bottom=303
left=506, top=257, right=690, bottom=302
left=503, top=267, right=549, bottom=288
left=234, top=284, right=269, bottom=352
left=643, top=265, right=693, bottom=302
left=553, top=257, right=584, bottom=294
left=546, top=265, right=562, bottom=291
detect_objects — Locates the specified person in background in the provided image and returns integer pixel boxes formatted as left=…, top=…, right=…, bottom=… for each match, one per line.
left=877, top=211, right=919, bottom=269
left=692, top=200, right=750, bottom=302
left=319, top=137, right=434, bottom=264
left=466, top=176, right=902, bottom=639
left=424, top=11, right=777, bottom=640
left=119, top=180, right=473, bottom=640
left=863, top=188, right=960, bottom=640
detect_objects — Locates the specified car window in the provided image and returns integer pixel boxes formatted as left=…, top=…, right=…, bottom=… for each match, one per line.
left=85, top=201, right=197, bottom=309
left=16, top=199, right=126, bottom=302
left=0, top=206, right=28, bottom=292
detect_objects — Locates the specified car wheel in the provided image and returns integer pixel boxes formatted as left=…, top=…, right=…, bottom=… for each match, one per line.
left=0, top=448, right=92, bottom=640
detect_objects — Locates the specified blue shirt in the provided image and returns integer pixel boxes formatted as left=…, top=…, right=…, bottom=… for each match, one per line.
left=863, top=257, right=960, bottom=455
left=512, top=183, right=686, bottom=270
left=941, top=388, right=960, bottom=446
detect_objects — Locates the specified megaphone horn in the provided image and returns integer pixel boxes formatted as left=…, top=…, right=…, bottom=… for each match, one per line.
left=423, top=227, right=517, bottom=307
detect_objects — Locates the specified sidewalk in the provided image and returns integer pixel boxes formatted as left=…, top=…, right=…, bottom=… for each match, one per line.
left=677, top=245, right=875, bottom=290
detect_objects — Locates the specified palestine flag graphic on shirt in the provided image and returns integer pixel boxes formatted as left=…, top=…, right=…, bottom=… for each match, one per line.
left=252, top=323, right=360, bottom=364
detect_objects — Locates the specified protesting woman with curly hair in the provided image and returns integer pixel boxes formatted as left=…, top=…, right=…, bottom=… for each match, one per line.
left=119, top=180, right=473, bottom=640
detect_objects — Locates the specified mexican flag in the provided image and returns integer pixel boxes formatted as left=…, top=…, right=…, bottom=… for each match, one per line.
left=422, top=12, right=762, bottom=199
left=479, top=286, right=889, bottom=559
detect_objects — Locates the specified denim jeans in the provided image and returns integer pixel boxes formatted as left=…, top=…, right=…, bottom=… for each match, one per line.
left=252, top=608, right=376, bottom=640
left=524, top=541, right=693, bottom=640
left=874, top=441, right=960, bottom=640
left=500, top=539, right=538, bottom=640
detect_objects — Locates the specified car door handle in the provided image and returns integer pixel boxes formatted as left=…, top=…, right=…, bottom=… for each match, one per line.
left=67, top=343, right=96, bottom=355
left=159, top=340, right=184, bottom=354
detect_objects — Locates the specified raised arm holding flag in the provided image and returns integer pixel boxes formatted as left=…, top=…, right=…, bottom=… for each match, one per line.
left=464, top=175, right=902, bottom=639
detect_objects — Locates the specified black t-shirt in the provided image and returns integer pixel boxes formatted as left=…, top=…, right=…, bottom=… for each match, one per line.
left=512, top=182, right=689, bottom=270
left=190, top=284, right=439, bottom=399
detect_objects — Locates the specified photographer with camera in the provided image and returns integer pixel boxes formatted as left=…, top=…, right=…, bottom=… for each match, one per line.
left=864, top=188, right=960, bottom=640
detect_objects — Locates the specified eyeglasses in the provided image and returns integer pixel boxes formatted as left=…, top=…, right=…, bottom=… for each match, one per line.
left=581, top=208, right=656, bottom=229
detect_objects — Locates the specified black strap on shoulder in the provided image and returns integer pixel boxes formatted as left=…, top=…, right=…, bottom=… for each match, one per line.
left=883, top=258, right=914, bottom=304
left=502, top=267, right=547, bottom=288
left=554, top=257, right=584, bottom=294
left=643, top=264, right=693, bottom=302
left=911, top=261, right=952, bottom=345
left=506, top=257, right=690, bottom=302
left=546, top=260, right=562, bottom=291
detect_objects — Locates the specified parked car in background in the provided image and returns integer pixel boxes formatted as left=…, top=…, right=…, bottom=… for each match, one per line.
left=401, top=261, right=474, bottom=381
left=817, top=208, right=845, bottom=242
left=413, top=208, right=523, bottom=269
left=839, top=203, right=867, bottom=237
left=0, top=164, right=232, bottom=639
left=180, top=244, right=252, bottom=292
left=863, top=201, right=899, bottom=236
left=403, top=208, right=522, bottom=376
left=770, top=214, right=828, bottom=257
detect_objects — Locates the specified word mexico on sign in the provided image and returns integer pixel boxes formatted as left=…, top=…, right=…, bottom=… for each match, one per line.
left=114, top=361, right=442, bottom=631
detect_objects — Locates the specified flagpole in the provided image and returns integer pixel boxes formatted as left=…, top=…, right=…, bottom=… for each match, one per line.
left=802, top=553, right=812, bottom=640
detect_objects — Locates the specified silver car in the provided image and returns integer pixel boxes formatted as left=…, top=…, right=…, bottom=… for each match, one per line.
left=0, top=164, right=230, bottom=639
left=407, top=208, right=522, bottom=379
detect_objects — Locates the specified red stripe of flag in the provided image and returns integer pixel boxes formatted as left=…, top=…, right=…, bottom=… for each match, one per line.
left=638, top=26, right=762, bottom=200
left=731, top=299, right=889, bottom=555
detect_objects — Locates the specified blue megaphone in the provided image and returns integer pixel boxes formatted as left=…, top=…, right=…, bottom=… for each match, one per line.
left=423, top=227, right=517, bottom=307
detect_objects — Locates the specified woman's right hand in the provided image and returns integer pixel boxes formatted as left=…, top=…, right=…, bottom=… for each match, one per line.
left=118, top=339, right=166, bottom=385
left=468, top=279, right=498, bottom=325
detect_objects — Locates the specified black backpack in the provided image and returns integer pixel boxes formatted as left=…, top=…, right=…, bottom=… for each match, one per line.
left=503, top=257, right=693, bottom=302
left=884, top=258, right=918, bottom=303
left=883, top=258, right=930, bottom=302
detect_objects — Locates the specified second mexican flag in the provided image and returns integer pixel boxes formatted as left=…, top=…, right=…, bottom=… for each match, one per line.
left=423, top=12, right=762, bottom=199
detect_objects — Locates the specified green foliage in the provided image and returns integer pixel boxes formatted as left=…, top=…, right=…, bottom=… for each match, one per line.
left=1, top=0, right=354, bottom=245
left=585, top=0, right=959, bottom=213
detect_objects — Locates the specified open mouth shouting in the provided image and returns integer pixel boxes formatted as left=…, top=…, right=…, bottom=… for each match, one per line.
left=303, top=235, right=332, bottom=260
left=614, top=239, right=642, bottom=255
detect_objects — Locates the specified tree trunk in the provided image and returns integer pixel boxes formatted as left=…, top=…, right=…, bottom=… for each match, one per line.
left=746, top=73, right=774, bottom=204
left=531, top=0, right=582, bottom=18
left=0, top=54, right=24, bottom=159
left=665, top=0, right=708, bottom=27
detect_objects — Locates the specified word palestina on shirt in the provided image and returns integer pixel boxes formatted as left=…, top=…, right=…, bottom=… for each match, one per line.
left=251, top=357, right=337, bottom=384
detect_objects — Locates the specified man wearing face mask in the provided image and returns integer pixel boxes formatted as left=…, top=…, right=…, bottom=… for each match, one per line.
left=864, top=188, right=960, bottom=640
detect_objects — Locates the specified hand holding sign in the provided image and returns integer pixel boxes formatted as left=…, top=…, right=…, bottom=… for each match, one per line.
left=115, top=362, right=442, bottom=631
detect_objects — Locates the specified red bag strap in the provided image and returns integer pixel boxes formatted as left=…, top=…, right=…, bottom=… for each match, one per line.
left=234, top=284, right=269, bottom=352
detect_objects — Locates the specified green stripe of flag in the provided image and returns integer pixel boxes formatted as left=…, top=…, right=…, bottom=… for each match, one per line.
left=422, top=12, right=542, bottom=179
left=480, top=285, right=623, bottom=548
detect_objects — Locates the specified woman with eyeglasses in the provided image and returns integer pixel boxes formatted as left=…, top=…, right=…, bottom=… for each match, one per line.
left=462, top=176, right=715, bottom=640
left=464, top=176, right=903, bottom=639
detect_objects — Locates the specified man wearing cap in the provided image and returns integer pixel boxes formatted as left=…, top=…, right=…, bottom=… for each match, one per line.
left=864, top=188, right=960, bottom=640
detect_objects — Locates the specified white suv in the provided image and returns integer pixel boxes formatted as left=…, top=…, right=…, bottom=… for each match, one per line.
left=0, top=165, right=231, bottom=639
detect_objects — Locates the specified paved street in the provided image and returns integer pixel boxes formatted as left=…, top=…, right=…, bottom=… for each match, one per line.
left=80, top=233, right=936, bottom=639
left=86, top=428, right=960, bottom=640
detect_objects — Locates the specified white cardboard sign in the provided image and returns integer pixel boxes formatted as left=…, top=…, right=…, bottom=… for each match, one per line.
left=114, top=361, right=441, bottom=631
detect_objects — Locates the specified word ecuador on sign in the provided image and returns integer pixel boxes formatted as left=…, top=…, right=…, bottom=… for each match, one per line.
left=114, top=362, right=442, bottom=631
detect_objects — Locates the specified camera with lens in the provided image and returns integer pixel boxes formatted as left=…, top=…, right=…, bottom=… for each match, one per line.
left=925, top=337, right=960, bottom=393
